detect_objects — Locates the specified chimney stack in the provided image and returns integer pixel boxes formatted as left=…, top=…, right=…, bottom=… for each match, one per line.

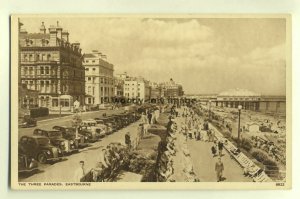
left=39, top=22, right=46, bottom=34
left=72, top=42, right=80, bottom=52
left=56, top=21, right=63, bottom=40
left=62, top=30, right=69, bottom=42
left=48, top=25, right=57, bottom=46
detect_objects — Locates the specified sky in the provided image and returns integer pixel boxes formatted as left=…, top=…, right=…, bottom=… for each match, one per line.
left=20, top=16, right=287, bottom=95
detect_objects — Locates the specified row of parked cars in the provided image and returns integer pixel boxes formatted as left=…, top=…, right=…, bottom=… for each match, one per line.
left=18, top=110, right=142, bottom=175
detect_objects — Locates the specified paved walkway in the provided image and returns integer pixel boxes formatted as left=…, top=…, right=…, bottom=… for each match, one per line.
left=174, top=107, right=252, bottom=182
left=188, top=139, right=252, bottom=182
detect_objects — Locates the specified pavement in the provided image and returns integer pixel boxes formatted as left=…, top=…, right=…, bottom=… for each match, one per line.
left=187, top=139, right=252, bottom=182
left=173, top=107, right=252, bottom=182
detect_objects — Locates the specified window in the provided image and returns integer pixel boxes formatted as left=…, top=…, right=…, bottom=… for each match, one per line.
left=40, top=67, right=44, bottom=75
left=88, top=98, right=92, bottom=104
left=93, top=68, right=96, bottom=71
left=100, top=78, right=103, bottom=83
left=24, top=54, right=28, bottom=61
left=92, top=87, right=95, bottom=95
left=24, top=67, right=28, bottom=75
left=85, top=68, right=89, bottom=71
left=47, top=54, right=51, bottom=61
left=36, top=54, right=40, bottom=61
left=88, top=86, right=91, bottom=94
left=88, top=77, right=91, bottom=81
left=52, top=99, right=58, bottom=107
left=45, top=67, right=49, bottom=75
left=92, top=60, right=95, bottom=63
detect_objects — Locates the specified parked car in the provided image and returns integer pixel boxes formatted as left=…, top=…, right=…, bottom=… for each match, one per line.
left=18, top=153, right=39, bottom=174
left=81, top=119, right=97, bottom=127
left=80, top=124, right=106, bottom=138
left=100, top=117, right=118, bottom=134
left=52, top=126, right=88, bottom=148
left=19, top=135, right=63, bottom=164
left=33, top=129, right=78, bottom=154
left=18, top=115, right=37, bottom=128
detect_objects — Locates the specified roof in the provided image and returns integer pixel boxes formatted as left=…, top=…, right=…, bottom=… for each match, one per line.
left=20, top=33, right=50, bottom=40
left=218, top=88, right=260, bottom=97
left=84, top=54, right=97, bottom=58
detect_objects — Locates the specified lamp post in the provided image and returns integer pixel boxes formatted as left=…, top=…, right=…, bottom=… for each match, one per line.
left=208, top=100, right=212, bottom=120
left=58, top=91, right=62, bottom=117
left=237, top=105, right=242, bottom=147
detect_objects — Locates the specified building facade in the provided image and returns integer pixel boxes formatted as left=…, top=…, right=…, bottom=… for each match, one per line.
left=19, top=21, right=85, bottom=112
left=83, top=50, right=114, bottom=105
left=208, top=88, right=286, bottom=114
left=160, top=78, right=184, bottom=98
left=149, top=82, right=162, bottom=99
left=114, top=77, right=124, bottom=98
left=124, top=77, right=151, bottom=103
left=215, top=88, right=261, bottom=111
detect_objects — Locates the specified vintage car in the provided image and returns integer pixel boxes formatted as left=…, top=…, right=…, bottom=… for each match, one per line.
left=18, top=115, right=37, bottom=128
left=33, top=129, right=78, bottom=154
left=52, top=126, right=88, bottom=148
left=99, top=117, right=118, bottom=134
left=19, top=135, right=63, bottom=164
left=81, top=124, right=106, bottom=137
left=18, top=153, right=39, bottom=174
left=111, top=114, right=129, bottom=128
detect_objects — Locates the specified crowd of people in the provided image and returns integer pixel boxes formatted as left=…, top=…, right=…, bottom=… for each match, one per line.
left=179, top=106, right=226, bottom=182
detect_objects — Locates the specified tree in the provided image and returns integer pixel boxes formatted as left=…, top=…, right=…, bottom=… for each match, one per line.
left=72, top=113, right=82, bottom=138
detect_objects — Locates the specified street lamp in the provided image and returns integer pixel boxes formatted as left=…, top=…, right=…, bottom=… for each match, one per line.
left=237, top=105, right=242, bottom=147
left=208, top=100, right=212, bottom=120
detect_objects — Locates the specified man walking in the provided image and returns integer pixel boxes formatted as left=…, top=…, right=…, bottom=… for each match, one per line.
left=215, top=157, right=224, bottom=182
left=74, top=160, right=86, bottom=182
left=125, top=132, right=131, bottom=150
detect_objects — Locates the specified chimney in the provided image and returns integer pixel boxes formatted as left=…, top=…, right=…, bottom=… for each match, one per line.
left=39, top=22, right=46, bottom=34
left=62, top=30, right=69, bottom=42
left=20, top=28, right=28, bottom=35
left=72, top=42, right=80, bottom=52
left=48, top=25, right=57, bottom=46
left=56, top=21, right=63, bottom=40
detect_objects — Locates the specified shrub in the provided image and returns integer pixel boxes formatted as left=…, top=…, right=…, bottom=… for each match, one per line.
left=30, top=107, right=49, bottom=118
left=263, top=159, right=279, bottom=178
left=241, top=138, right=253, bottom=152
left=251, top=149, right=268, bottom=163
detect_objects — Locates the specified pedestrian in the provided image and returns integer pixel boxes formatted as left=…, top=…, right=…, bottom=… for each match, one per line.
left=218, top=141, right=224, bottom=156
left=211, top=145, right=217, bottom=157
left=196, top=130, right=201, bottom=141
left=74, top=160, right=86, bottom=182
left=138, top=123, right=144, bottom=140
left=215, top=157, right=224, bottom=182
left=147, top=111, right=152, bottom=124
left=125, top=132, right=131, bottom=150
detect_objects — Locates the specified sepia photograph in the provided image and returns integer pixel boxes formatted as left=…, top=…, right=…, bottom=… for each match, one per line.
left=10, top=14, right=291, bottom=190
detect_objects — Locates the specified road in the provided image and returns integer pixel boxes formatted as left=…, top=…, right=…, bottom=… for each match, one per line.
left=19, top=109, right=142, bottom=182
left=19, top=109, right=125, bottom=139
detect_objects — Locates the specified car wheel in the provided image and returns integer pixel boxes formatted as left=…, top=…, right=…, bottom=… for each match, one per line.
left=37, top=153, right=47, bottom=164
